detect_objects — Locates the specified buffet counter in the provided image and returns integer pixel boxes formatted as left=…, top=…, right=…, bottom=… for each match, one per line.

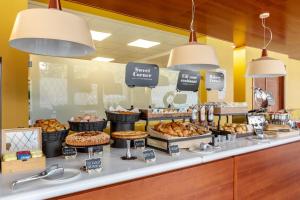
left=1, top=134, right=300, bottom=200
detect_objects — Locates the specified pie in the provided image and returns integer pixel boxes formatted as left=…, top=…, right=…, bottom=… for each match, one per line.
left=111, top=131, right=148, bottom=139
left=65, top=131, right=110, bottom=146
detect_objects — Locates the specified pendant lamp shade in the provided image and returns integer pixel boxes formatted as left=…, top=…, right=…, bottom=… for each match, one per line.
left=246, top=13, right=286, bottom=78
left=167, top=0, right=219, bottom=71
left=167, top=43, right=219, bottom=71
left=247, top=53, right=286, bottom=78
left=9, top=8, right=95, bottom=57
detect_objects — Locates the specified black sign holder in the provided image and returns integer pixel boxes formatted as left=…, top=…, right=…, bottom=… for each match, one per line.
left=176, top=70, right=200, bottom=92
left=205, top=71, right=225, bottom=91
left=125, top=62, right=159, bottom=88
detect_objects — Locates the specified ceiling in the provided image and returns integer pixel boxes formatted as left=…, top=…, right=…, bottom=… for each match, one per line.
left=65, top=0, right=300, bottom=59
left=30, top=1, right=189, bottom=66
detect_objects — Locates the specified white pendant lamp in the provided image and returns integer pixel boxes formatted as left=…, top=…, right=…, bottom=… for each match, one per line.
left=9, top=0, right=95, bottom=57
left=167, top=0, right=219, bottom=71
left=246, top=13, right=286, bottom=78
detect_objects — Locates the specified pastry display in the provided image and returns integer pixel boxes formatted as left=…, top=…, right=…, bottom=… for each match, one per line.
left=69, top=114, right=102, bottom=122
left=221, top=123, right=253, bottom=134
left=265, top=124, right=290, bottom=131
left=68, top=114, right=107, bottom=132
left=112, top=131, right=148, bottom=139
left=65, top=131, right=110, bottom=147
left=106, top=107, right=140, bottom=123
left=34, top=119, right=66, bottom=133
left=108, top=105, right=140, bottom=113
left=153, top=122, right=209, bottom=137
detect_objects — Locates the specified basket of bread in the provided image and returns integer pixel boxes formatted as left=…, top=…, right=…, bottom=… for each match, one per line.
left=68, top=114, right=107, bottom=132
left=34, top=119, right=68, bottom=158
left=106, top=106, right=140, bottom=122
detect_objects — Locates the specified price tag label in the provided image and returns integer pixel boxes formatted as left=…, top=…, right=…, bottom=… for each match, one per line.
left=143, top=149, right=156, bottom=163
left=62, top=147, right=77, bottom=159
left=255, top=128, right=264, bottom=135
left=85, top=158, right=102, bottom=173
left=168, top=144, right=180, bottom=156
left=134, top=139, right=145, bottom=149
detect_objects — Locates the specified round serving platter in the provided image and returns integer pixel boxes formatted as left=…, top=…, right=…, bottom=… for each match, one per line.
left=63, top=142, right=110, bottom=153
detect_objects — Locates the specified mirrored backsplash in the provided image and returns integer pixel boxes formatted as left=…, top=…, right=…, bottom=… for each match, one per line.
left=29, top=55, right=198, bottom=123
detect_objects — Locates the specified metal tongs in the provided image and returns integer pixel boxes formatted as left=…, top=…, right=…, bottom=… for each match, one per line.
left=12, top=164, right=64, bottom=190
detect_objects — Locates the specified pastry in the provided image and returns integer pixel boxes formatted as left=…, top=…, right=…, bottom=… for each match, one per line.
left=65, top=131, right=110, bottom=146
left=153, top=122, right=209, bottom=137
left=222, top=123, right=249, bottom=134
left=112, top=131, right=148, bottom=139
left=34, top=119, right=66, bottom=132
left=69, top=114, right=102, bottom=122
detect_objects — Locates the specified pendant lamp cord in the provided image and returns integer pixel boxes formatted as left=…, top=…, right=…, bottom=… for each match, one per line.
left=261, top=17, right=272, bottom=49
left=190, top=0, right=196, bottom=32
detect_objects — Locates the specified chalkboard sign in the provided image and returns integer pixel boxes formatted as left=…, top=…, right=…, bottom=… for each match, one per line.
left=176, top=70, right=200, bottom=92
left=62, top=147, right=77, bottom=157
left=205, top=71, right=225, bottom=91
left=143, top=149, right=156, bottom=162
left=134, top=139, right=145, bottom=149
left=125, top=62, right=159, bottom=88
left=85, top=158, right=102, bottom=171
left=168, top=144, right=180, bottom=156
left=255, top=129, right=264, bottom=135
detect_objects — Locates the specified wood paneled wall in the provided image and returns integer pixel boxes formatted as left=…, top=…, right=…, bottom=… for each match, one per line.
left=55, top=141, right=300, bottom=200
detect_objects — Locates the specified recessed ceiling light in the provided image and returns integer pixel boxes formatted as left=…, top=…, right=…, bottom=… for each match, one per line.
left=90, top=30, right=111, bottom=41
left=128, top=39, right=160, bottom=48
left=92, top=57, right=114, bottom=62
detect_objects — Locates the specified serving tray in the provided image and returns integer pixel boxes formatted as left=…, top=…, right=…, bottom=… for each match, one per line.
left=140, top=109, right=192, bottom=120
left=146, top=128, right=212, bottom=152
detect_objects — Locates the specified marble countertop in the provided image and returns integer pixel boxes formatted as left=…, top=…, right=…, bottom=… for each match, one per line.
left=1, top=134, right=300, bottom=200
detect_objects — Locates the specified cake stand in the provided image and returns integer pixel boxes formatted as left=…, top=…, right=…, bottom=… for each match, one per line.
left=63, top=142, right=110, bottom=155
left=115, top=135, right=148, bottom=160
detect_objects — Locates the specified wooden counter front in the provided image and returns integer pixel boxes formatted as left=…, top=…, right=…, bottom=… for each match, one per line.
left=56, top=158, right=234, bottom=200
left=55, top=141, right=300, bottom=200
left=234, top=141, right=300, bottom=200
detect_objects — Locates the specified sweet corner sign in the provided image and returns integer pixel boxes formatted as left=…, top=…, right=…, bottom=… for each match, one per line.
left=125, top=62, right=159, bottom=88
left=176, top=70, right=200, bottom=92
left=205, top=71, right=225, bottom=91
